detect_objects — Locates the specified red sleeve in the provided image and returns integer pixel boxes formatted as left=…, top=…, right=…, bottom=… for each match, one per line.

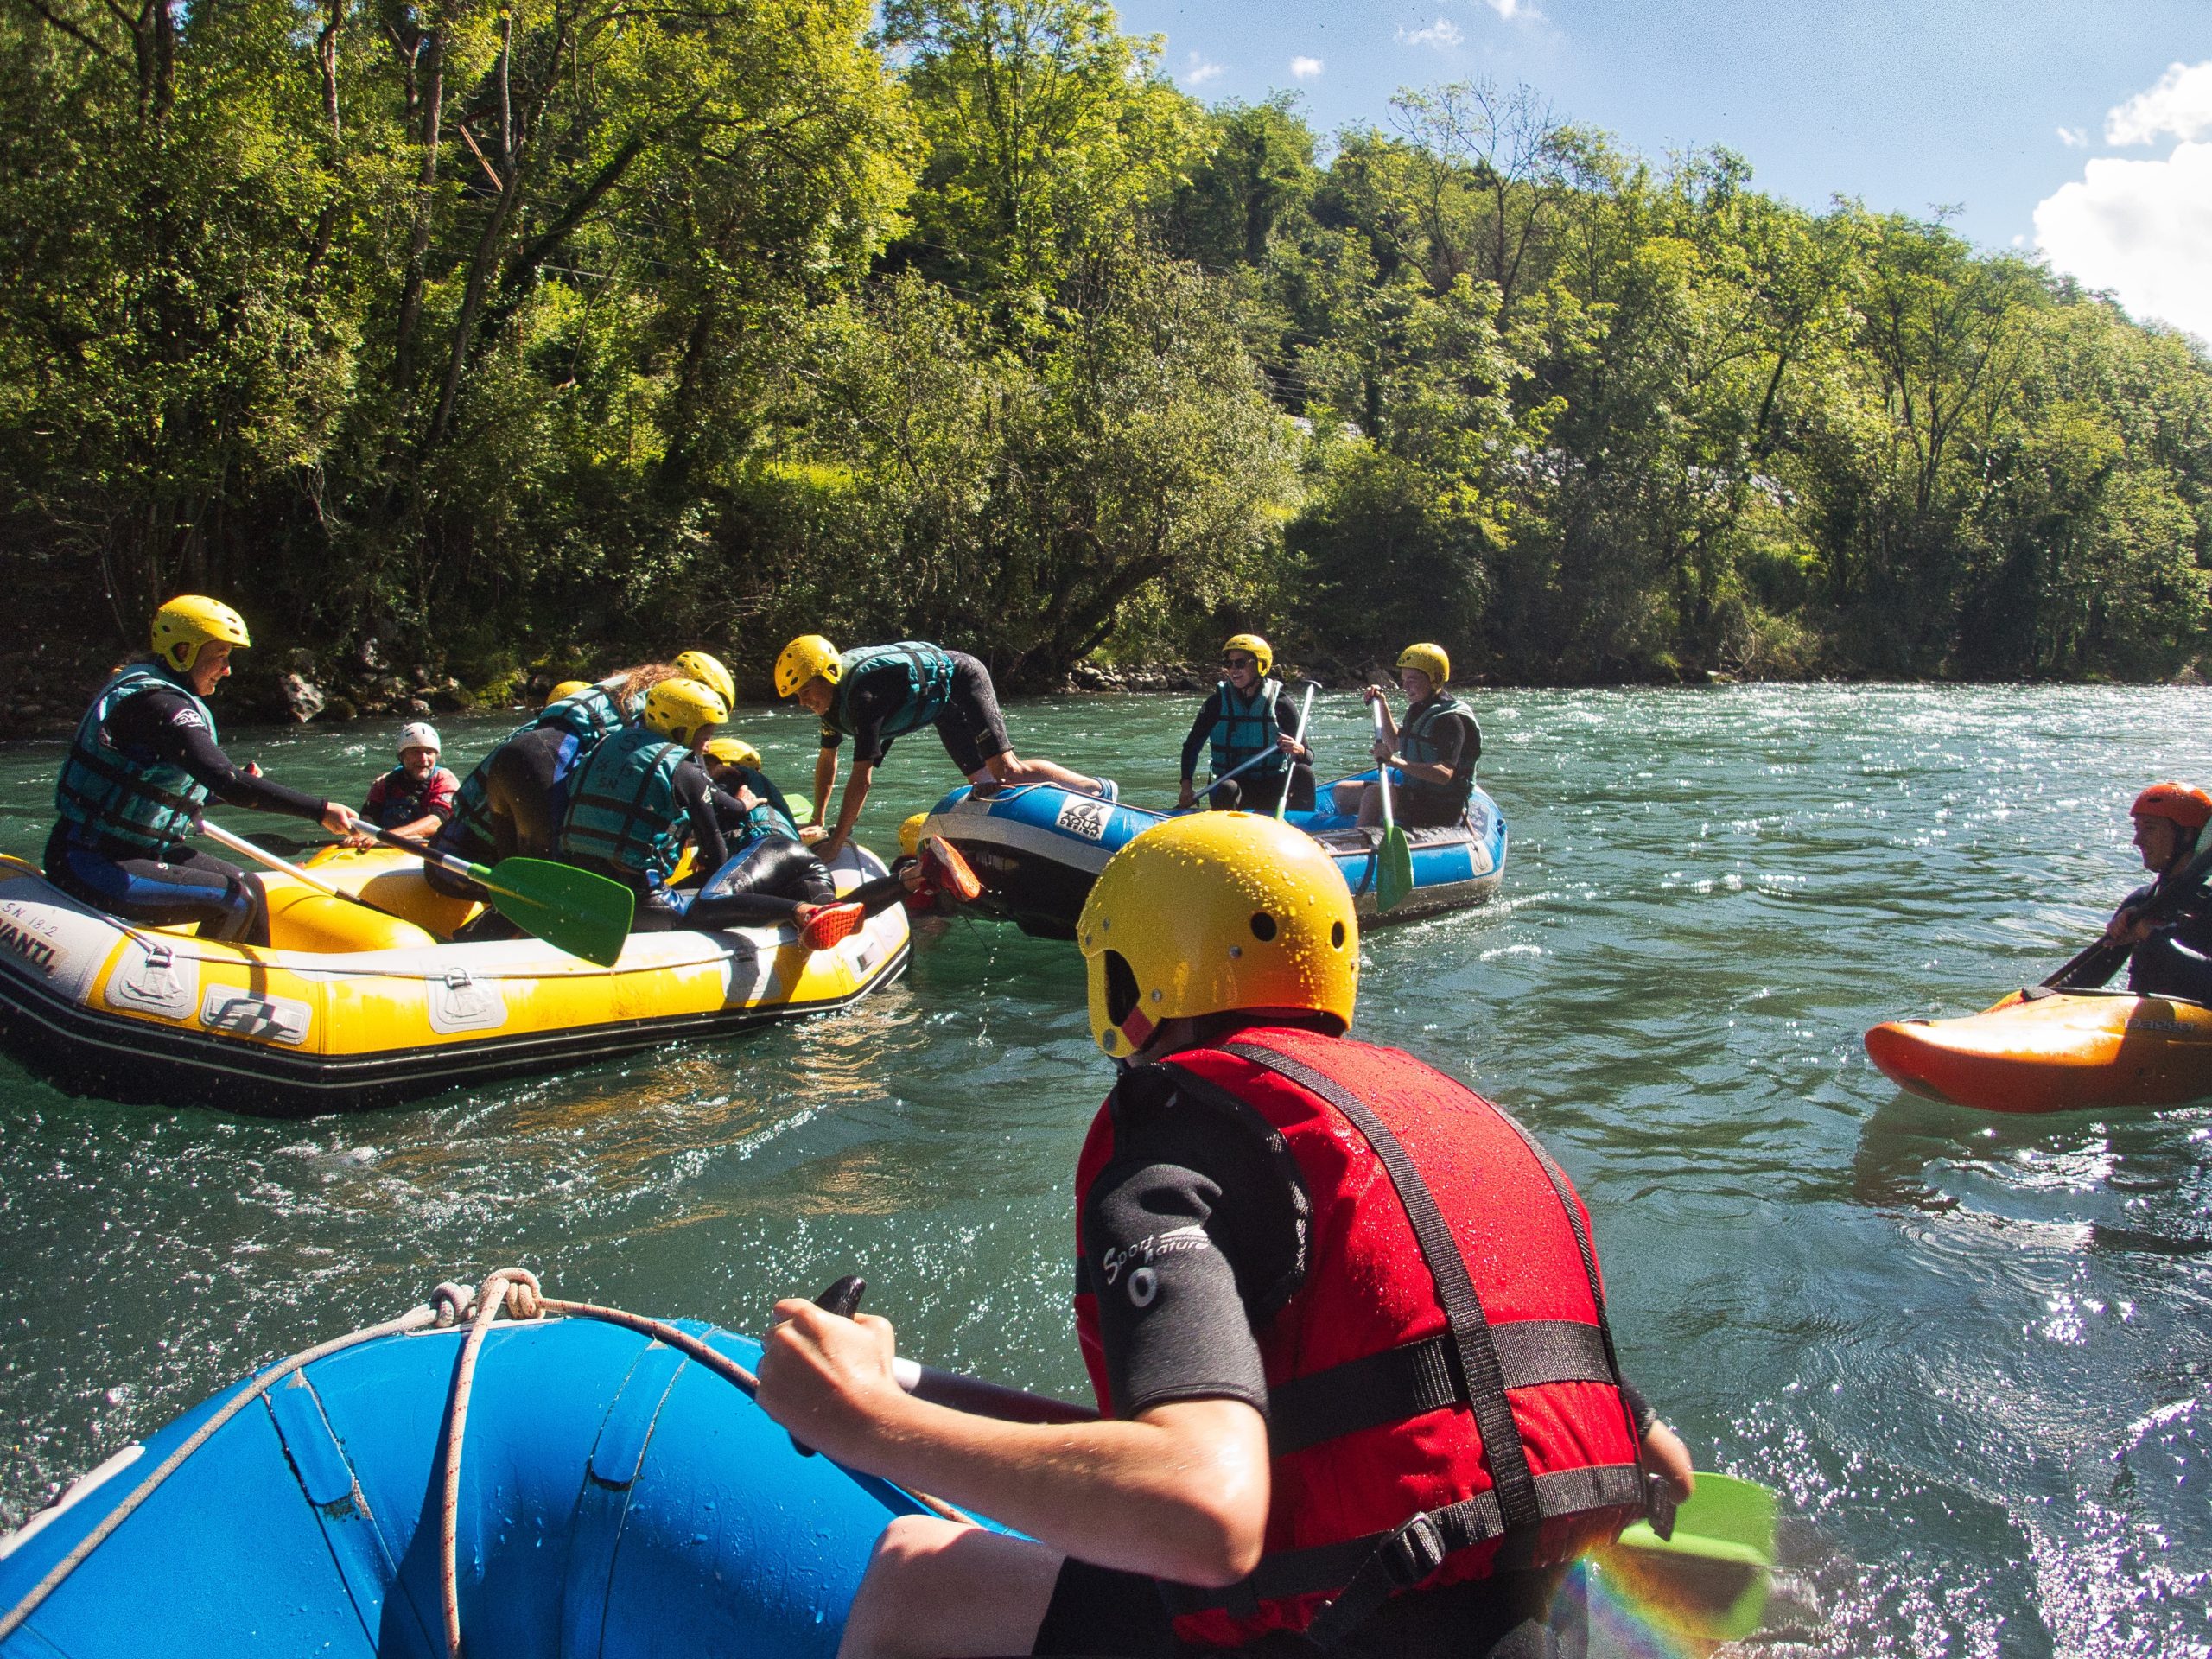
left=425, top=769, right=460, bottom=818
left=363, top=773, right=392, bottom=815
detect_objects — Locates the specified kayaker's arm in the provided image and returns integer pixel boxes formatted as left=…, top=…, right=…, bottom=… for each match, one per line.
left=757, top=1300, right=1268, bottom=1586
left=810, top=742, right=838, bottom=830
left=118, top=686, right=357, bottom=836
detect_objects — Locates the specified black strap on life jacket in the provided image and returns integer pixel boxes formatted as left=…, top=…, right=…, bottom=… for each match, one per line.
left=1161, top=1040, right=1649, bottom=1650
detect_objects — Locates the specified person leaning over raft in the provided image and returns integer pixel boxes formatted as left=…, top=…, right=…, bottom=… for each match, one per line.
left=775, top=635, right=1116, bottom=863
left=353, top=721, right=457, bottom=841
left=1332, top=643, right=1481, bottom=830
left=683, top=739, right=985, bottom=950
left=2095, top=782, right=2212, bottom=1004
left=755, top=813, right=1696, bottom=1659
left=47, top=596, right=361, bottom=943
left=1177, top=633, right=1314, bottom=814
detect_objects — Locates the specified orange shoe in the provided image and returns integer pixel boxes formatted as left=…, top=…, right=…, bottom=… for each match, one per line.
left=798, top=900, right=866, bottom=951
left=918, top=836, right=984, bottom=903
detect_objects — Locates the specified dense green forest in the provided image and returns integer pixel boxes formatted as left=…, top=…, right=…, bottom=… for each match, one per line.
left=3, top=0, right=2209, bottom=709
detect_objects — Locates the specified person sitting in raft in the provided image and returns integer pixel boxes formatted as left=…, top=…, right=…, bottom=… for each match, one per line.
left=698, top=735, right=798, bottom=835
left=354, top=722, right=457, bottom=841
left=1332, top=642, right=1482, bottom=830
left=47, top=596, right=359, bottom=942
left=754, top=813, right=1696, bottom=1659
left=428, top=662, right=687, bottom=897
left=2096, top=782, right=2212, bottom=1003
left=1177, top=632, right=1314, bottom=814
left=774, top=635, right=1116, bottom=864
left=543, top=678, right=592, bottom=706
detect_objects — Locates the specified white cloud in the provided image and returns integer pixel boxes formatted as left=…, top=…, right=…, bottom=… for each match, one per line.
left=1481, top=0, right=1541, bottom=18
left=2056, top=126, right=2088, bottom=149
left=1180, top=50, right=1223, bottom=86
left=2106, top=60, right=2212, bottom=146
left=2035, top=140, right=2212, bottom=340
left=1289, top=54, right=1323, bottom=80
left=1398, top=18, right=1464, bottom=48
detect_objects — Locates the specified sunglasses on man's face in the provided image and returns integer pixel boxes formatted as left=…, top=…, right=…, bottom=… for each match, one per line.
left=1223, top=655, right=1256, bottom=669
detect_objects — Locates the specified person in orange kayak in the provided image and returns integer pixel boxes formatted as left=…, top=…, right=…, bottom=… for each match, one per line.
left=755, top=813, right=1694, bottom=1659
left=2099, top=782, right=2212, bottom=1003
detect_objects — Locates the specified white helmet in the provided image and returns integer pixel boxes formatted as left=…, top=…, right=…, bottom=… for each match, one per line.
left=397, top=721, right=442, bottom=758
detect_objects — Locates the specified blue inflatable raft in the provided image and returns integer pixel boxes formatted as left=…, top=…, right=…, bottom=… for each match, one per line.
left=0, top=1276, right=1020, bottom=1658
left=920, top=779, right=1508, bottom=939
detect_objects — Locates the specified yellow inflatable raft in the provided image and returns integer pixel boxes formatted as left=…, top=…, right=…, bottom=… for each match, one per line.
left=0, top=842, right=909, bottom=1116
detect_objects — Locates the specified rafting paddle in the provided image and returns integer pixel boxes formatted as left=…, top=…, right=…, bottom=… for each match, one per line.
left=1275, top=683, right=1318, bottom=823
left=2043, top=818, right=2212, bottom=991
left=370, top=827, right=635, bottom=968
left=1596, top=1471, right=1778, bottom=1643
left=199, top=819, right=441, bottom=935
left=1369, top=699, right=1414, bottom=912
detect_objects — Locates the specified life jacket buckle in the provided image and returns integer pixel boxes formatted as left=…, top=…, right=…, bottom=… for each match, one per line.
left=1642, top=1468, right=1678, bottom=1541
left=1379, top=1510, right=1448, bottom=1588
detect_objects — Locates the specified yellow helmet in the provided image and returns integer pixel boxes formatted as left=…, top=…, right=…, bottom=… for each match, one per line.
left=899, top=812, right=929, bottom=858
left=547, top=678, right=592, bottom=705
left=774, top=634, right=842, bottom=699
left=151, top=595, right=251, bottom=673
left=1077, top=814, right=1357, bottom=1058
left=641, top=677, right=728, bottom=745
left=1396, top=643, right=1450, bottom=686
left=702, top=735, right=761, bottom=770
left=674, top=650, right=736, bottom=708
left=1223, top=632, right=1274, bottom=678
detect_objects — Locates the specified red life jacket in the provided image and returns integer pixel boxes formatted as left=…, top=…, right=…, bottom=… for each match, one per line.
left=1073, top=1027, right=1650, bottom=1650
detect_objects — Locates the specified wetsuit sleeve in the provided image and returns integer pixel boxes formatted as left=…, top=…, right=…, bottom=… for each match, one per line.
left=837, top=670, right=899, bottom=768
left=116, top=688, right=329, bottom=821
left=674, top=762, right=728, bottom=874
left=1180, top=690, right=1223, bottom=781
left=1080, top=1073, right=1308, bottom=1420
left=1421, top=715, right=1465, bottom=775
left=423, top=768, right=459, bottom=823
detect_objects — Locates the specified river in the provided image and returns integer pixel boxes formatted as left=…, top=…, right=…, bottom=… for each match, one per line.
left=0, top=683, right=2206, bottom=1655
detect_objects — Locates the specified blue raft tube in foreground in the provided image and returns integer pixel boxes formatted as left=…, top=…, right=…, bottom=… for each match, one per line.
left=920, top=774, right=1508, bottom=939
left=0, top=1270, right=1058, bottom=1659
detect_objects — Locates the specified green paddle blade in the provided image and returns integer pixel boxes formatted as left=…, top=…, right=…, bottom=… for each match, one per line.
left=470, top=856, right=635, bottom=967
left=1599, top=1471, right=1777, bottom=1643
left=1377, top=825, right=1414, bottom=912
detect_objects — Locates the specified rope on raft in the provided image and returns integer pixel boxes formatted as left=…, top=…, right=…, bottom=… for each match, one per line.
left=0, top=1268, right=972, bottom=1659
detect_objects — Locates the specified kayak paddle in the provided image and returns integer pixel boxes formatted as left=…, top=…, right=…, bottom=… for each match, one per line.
left=1275, top=683, right=1318, bottom=823
left=372, top=827, right=635, bottom=968
left=1369, top=699, right=1414, bottom=912
left=1596, top=1470, right=1777, bottom=1643
left=2044, top=818, right=2212, bottom=991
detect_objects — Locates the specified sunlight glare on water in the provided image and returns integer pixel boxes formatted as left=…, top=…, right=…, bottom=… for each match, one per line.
left=0, top=683, right=2208, bottom=1656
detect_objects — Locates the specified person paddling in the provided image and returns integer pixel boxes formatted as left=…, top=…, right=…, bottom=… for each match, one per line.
left=755, top=813, right=1694, bottom=1659
left=1333, top=643, right=1481, bottom=830
left=46, top=597, right=360, bottom=942
left=2094, top=783, right=2212, bottom=1003
left=775, top=636, right=1114, bottom=863
left=1177, top=632, right=1313, bottom=813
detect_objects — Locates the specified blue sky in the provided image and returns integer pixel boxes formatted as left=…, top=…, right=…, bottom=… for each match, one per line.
left=1111, top=0, right=2212, bottom=338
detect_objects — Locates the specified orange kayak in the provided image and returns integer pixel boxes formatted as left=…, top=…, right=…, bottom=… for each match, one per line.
left=1865, top=989, right=2212, bottom=1113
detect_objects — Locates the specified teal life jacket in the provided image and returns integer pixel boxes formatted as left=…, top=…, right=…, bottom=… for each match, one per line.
left=1209, top=676, right=1286, bottom=779
left=54, top=664, right=215, bottom=859
left=443, top=760, right=497, bottom=862
left=1396, top=693, right=1478, bottom=809
left=531, top=680, right=635, bottom=747
left=732, top=796, right=801, bottom=854
left=830, top=642, right=957, bottom=740
left=559, top=727, right=690, bottom=883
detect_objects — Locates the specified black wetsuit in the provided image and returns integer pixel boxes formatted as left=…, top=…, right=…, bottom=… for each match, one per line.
left=45, top=683, right=332, bottom=940
left=2120, top=872, right=2212, bottom=1004
left=823, top=651, right=1009, bottom=774
left=1035, top=1061, right=1644, bottom=1658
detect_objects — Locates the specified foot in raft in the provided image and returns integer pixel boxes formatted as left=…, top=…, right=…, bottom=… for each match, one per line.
left=918, top=836, right=983, bottom=904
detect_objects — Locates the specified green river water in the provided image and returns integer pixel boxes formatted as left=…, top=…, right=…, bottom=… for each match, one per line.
left=1, top=684, right=2209, bottom=1655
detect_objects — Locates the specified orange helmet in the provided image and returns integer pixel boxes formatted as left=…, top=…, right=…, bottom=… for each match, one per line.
left=2131, top=782, right=2212, bottom=831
